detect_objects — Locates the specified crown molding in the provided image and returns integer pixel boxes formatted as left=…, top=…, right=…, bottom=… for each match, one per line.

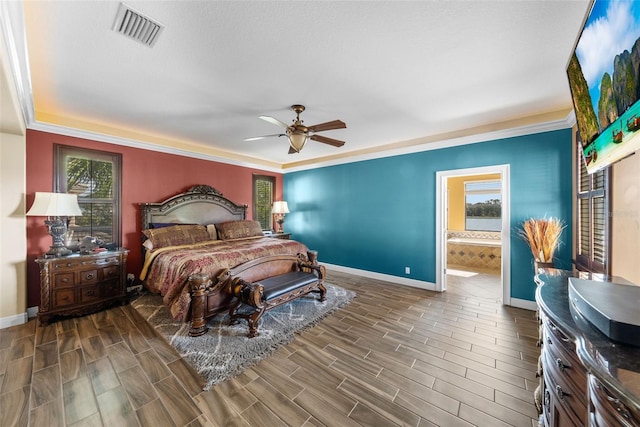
left=25, top=105, right=576, bottom=175
left=28, top=120, right=285, bottom=173
left=282, top=109, right=575, bottom=173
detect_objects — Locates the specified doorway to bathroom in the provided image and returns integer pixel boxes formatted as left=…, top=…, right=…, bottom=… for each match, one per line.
left=435, top=164, right=511, bottom=305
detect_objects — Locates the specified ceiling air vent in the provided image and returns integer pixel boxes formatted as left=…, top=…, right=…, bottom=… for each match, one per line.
left=112, top=3, right=163, bottom=47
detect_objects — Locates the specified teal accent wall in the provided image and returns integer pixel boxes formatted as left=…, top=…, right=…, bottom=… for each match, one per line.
left=284, top=128, right=573, bottom=302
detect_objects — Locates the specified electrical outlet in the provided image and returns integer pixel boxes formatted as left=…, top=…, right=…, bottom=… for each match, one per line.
left=405, top=267, right=410, bottom=275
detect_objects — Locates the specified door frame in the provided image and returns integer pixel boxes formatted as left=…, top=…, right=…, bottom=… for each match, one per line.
left=435, top=164, right=511, bottom=305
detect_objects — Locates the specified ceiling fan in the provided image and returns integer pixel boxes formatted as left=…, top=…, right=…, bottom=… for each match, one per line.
left=245, top=105, right=346, bottom=154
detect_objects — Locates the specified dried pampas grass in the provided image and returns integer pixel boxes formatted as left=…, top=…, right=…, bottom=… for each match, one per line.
left=519, top=217, right=565, bottom=263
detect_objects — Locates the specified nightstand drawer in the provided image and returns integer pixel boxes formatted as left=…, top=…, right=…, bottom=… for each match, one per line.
left=54, top=289, right=76, bottom=307
left=79, top=269, right=99, bottom=284
left=103, top=266, right=119, bottom=280
left=102, top=280, right=120, bottom=298
left=52, top=259, right=82, bottom=269
left=54, top=273, right=75, bottom=288
left=80, top=285, right=100, bottom=303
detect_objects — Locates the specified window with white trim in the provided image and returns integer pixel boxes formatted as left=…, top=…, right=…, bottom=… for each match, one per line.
left=253, top=174, right=275, bottom=230
left=54, top=145, right=122, bottom=246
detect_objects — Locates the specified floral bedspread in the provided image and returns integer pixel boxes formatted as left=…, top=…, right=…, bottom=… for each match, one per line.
left=139, top=236, right=308, bottom=320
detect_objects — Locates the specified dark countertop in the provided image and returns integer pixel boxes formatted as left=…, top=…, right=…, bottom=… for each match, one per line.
left=535, top=269, right=640, bottom=414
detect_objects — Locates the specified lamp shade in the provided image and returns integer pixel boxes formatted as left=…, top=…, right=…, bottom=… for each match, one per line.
left=26, top=192, right=83, bottom=217
left=271, top=201, right=290, bottom=214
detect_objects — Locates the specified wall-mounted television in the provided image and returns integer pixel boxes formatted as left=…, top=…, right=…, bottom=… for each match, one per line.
left=567, top=0, right=640, bottom=174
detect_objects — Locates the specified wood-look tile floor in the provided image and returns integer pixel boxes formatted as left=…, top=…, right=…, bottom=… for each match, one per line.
left=0, top=270, right=541, bottom=426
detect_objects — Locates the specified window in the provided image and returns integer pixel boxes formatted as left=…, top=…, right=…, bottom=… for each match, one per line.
left=54, top=145, right=122, bottom=246
left=464, top=180, right=502, bottom=231
left=253, top=175, right=275, bottom=230
left=575, top=131, right=610, bottom=274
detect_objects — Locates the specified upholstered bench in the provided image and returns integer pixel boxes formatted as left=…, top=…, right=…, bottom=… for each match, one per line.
left=224, top=252, right=326, bottom=337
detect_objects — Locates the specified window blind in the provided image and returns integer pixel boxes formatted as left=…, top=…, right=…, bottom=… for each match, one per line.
left=575, top=131, right=609, bottom=274
left=253, top=175, right=275, bottom=230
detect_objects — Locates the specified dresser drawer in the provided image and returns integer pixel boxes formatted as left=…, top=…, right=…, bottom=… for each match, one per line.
left=80, top=285, right=100, bottom=303
left=102, top=280, right=121, bottom=298
left=589, top=375, right=640, bottom=427
left=543, top=325, right=586, bottom=396
left=79, top=269, right=99, bottom=285
left=53, top=289, right=76, bottom=307
left=54, top=273, right=75, bottom=288
left=543, top=349, right=587, bottom=426
left=543, top=316, right=576, bottom=354
left=103, top=266, right=119, bottom=280
left=52, top=259, right=83, bottom=270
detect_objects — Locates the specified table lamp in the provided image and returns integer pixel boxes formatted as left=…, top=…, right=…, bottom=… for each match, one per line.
left=271, top=201, right=289, bottom=233
left=26, top=192, right=83, bottom=257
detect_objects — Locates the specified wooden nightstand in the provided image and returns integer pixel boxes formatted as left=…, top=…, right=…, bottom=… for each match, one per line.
left=36, top=248, right=129, bottom=325
left=269, top=232, right=291, bottom=240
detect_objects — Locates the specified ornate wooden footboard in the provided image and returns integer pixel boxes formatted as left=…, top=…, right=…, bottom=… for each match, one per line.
left=187, top=251, right=325, bottom=337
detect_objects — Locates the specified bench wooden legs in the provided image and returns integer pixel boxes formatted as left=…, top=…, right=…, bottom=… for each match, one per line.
left=228, top=279, right=326, bottom=338
left=229, top=304, right=266, bottom=338
left=317, top=283, right=327, bottom=302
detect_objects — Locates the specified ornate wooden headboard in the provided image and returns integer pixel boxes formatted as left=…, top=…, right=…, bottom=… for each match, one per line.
left=140, top=184, right=248, bottom=231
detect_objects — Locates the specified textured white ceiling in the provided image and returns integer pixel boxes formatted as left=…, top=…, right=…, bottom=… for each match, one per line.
left=14, top=1, right=590, bottom=169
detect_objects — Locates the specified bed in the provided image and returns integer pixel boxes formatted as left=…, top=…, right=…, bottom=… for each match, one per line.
left=138, top=184, right=313, bottom=336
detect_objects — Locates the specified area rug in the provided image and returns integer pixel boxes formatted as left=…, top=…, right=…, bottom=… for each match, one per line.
left=130, top=283, right=355, bottom=390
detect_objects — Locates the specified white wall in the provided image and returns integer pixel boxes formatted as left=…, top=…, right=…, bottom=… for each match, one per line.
left=611, top=154, right=640, bottom=284
left=0, top=132, right=27, bottom=326
left=1, top=25, right=28, bottom=327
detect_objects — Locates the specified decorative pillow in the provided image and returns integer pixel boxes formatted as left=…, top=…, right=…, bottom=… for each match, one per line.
left=206, top=224, right=218, bottom=240
left=216, top=220, right=264, bottom=240
left=142, top=224, right=210, bottom=250
left=142, top=239, right=154, bottom=251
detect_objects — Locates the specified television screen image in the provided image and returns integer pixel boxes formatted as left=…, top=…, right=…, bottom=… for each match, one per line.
left=567, top=0, right=640, bottom=174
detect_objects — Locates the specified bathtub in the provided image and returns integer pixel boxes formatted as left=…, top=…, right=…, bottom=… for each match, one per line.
left=446, top=231, right=501, bottom=272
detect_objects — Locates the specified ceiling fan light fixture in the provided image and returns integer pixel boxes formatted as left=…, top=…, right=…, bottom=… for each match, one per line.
left=248, top=104, right=345, bottom=154
left=287, top=130, right=308, bottom=153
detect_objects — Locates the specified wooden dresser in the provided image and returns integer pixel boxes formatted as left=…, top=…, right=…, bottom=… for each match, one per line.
left=36, top=249, right=129, bottom=324
left=535, top=271, right=640, bottom=427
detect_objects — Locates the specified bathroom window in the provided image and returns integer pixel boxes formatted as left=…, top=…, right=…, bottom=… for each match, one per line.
left=465, top=180, right=501, bottom=231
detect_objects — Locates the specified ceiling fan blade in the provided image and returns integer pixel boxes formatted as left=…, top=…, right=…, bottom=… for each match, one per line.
left=310, top=134, right=345, bottom=147
left=260, top=115, right=290, bottom=128
left=243, top=133, right=285, bottom=141
left=307, top=120, right=346, bottom=132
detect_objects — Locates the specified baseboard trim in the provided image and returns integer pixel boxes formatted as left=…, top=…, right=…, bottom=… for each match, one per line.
left=323, top=263, right=436, bottom=291
left=0, top=311, right=28, bottom=329
left=506, top=297, right=538, bottom=311
left=27, top=306, right=38, bottom=319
